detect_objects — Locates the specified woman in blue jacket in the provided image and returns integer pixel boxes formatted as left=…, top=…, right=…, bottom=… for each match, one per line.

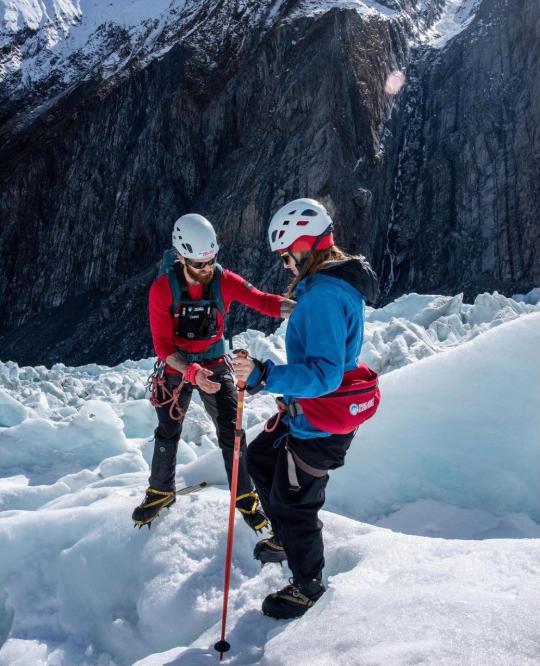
left=233, top=198, right=378, bottom=620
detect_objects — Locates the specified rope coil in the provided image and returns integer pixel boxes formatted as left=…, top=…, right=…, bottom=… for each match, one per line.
left=147, top=361, right=186, bottom=421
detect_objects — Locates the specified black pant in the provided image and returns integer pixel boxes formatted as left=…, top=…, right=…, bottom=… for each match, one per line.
left=148, top=364, right=253, bottom=496
left=246, top=419, right=354, bottom=586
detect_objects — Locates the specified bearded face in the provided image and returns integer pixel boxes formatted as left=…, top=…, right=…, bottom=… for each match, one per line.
left=184, top=261, right=215, bottom=285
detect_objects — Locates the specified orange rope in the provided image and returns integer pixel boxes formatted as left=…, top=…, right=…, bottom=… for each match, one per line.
left=149, top=372, right=186, bottom=421
left=264, top=399, right=288, bottom=432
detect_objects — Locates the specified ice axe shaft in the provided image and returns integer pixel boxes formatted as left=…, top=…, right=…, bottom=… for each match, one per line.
left=175, top=481, right=207, bottom=496
left=214, top=349, right=249, bottom=660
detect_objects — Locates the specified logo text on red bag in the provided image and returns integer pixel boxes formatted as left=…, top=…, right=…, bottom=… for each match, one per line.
left=349, top=398, right=375, bottom=416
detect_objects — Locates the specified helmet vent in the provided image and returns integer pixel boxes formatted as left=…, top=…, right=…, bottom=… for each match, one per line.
left=182, top=243, right=193, bottom=253
left=296, top=220, right=309, bottom=226
left=278, top=230, right=286, bottom=238
left=288, top=209, right=297, bottom=215
left=301, top=209, right=317, bottom=216
left=282, top=220, right=290, bottom=226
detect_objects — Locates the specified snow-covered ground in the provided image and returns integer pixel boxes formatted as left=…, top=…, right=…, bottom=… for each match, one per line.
left=0, top=291, right=539, bottom=665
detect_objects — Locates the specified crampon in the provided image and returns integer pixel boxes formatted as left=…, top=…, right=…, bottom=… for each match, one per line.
left=235, top=491, right=268, bottom=533
left=132, top=481, right=207, bottom=529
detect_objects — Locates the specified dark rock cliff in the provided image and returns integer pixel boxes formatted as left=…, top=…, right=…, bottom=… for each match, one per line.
left=375, top=0, right=540, bottom=300
left=0, top=0, right=538, bottom=366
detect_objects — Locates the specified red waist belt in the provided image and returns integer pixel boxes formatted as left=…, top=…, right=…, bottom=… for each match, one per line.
left=290, top=363, right=380, bottom=435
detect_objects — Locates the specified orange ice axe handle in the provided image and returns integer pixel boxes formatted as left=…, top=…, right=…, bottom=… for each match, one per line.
left=214, top=349, right=248, bottom=659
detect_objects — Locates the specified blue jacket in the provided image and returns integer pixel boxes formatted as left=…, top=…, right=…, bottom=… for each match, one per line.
left=247, top=258, right=377, bottom=438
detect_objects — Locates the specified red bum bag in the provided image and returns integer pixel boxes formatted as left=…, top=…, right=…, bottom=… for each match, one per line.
left=295, top=363, right=380, bottom=435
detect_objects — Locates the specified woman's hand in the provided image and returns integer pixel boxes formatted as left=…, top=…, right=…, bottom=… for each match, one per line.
left=232, top=354, right=256, bottom=383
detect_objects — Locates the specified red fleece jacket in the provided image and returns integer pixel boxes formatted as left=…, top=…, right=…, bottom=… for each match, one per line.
left=149, top=268, right=284, bottom=372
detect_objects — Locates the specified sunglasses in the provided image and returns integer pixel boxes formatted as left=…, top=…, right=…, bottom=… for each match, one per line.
left=185, top=256, right=216, bottom=269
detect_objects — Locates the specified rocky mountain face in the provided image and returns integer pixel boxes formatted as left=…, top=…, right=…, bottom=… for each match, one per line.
left=0, top=0, right=538, bottom=366
left=374, top=0, right=540, bottom=301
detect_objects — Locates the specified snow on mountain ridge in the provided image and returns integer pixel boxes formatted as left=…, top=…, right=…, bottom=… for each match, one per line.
left=0, top=0, right=81, bottom=37
left=0, top=0, right=176, bottom=37
left=1, top=0, right=184, bottom=87
left=417, top=0, right=482, bottom=47
left=0, top=0, right=483, bottom=124
left=291, top=0, right=397, bottom=19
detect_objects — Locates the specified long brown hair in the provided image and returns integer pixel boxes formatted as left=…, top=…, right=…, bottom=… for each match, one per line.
left=285, top=245, right=352, bottom=298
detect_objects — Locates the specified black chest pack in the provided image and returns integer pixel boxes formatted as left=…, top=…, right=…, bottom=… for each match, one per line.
left=169, top=261, right=226, bottom=340
left=176, top=300, right=217, bottom=340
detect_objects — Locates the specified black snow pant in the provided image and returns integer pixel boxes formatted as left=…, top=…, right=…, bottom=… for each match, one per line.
left=246, top=418, right=355, bottom=586
left=148, top=363, right=253, bottom=496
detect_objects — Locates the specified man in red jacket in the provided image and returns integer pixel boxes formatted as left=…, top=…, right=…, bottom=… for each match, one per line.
left=132, top=213, right=293, bottom=529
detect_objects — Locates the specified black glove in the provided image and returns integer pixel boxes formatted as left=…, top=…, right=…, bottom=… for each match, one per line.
left=245, top=357, right=269, bottom=396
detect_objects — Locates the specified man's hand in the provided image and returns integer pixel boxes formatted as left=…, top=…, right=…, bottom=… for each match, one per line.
left=232, top=354, right=255, bottom=383
left=194, top=368, right=221, bottom=394
left=184, top=363, right=221, bottom=393
left=280, top=298, right=296, bottom=319
left=172, top=358, right=221, bottom=394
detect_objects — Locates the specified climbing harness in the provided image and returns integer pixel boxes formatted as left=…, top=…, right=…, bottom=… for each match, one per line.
left=147, top=360, right=186, bottom=421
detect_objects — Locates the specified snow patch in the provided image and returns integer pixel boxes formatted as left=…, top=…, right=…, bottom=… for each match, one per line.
left=0, top=291, right=538, bottom=665
left=418, top=0, right=482, bottom=48
left=330, top=312, right=540, bottom=523
left=0, top=389, right=28, bottom=427
left=291, top=0, right=397, bottom=20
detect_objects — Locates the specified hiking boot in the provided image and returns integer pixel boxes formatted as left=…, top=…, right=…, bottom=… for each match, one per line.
left=253, top=535, right=287, bottom=564
left=236, top=491, right=268, bottom=533
left=262, top=579, right=325, bottom=620
left=132, top=487, right=176, bottom=528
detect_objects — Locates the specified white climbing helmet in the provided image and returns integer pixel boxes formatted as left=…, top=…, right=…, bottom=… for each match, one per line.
left=268, top=198, right=333, bottom=252
left=171, top=214, right=219, bottom=260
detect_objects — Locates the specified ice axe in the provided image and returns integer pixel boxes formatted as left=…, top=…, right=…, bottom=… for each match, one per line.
left=214, top=349, right=248, bottom=660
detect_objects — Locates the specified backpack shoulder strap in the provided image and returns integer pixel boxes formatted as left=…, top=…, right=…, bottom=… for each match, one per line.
left=210, top=264, right=226, bottom=318
left=167, top=262, right=190, bottom=313
left=212, top=264, right=231, bottom=347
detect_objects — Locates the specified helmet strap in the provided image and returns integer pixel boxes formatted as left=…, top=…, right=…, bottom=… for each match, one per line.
left=310, top=224, right=334, bottom=252
left=290, top=224, right=334, bottom=273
